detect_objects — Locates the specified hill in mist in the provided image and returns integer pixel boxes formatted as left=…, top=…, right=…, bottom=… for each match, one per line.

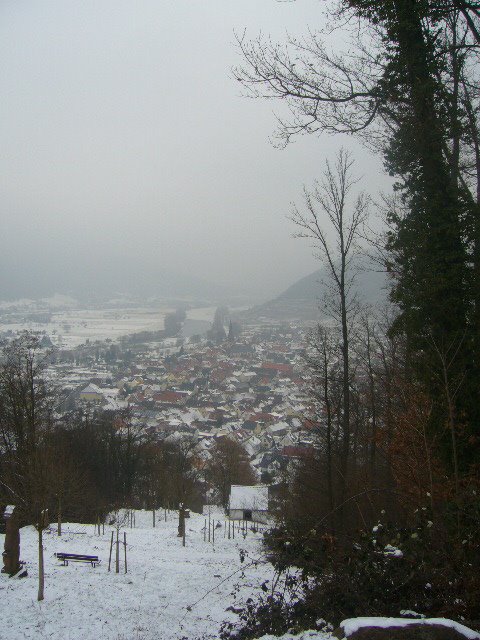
left=242, top=264, right=389, bottom=322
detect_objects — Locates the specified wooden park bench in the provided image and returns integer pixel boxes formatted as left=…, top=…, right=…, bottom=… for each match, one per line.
left=55, top=552, right=100, bottom=567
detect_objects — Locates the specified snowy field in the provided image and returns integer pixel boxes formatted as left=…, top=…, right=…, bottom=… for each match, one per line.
left=186, top=307, right=217, bottom=323
left=1, top=512, right=478, bottom=640
left=185, top=307, right=249, bottom=323
left=0, top=304, right=250, bottom=348
left=0, top=307, right=172, bottom=349
left=0, top=509, right=276, bottom=640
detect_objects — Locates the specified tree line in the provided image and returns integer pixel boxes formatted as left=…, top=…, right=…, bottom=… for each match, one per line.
left=223, top=1, right=480, bottom=637
left=0, top=333, right=255, bottom=592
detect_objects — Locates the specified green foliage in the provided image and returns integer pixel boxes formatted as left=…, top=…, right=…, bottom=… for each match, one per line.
left=347, top=0, right=479, bottom=471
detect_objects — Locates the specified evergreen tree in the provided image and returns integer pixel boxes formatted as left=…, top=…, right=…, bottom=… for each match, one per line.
left=235, top=0, right=480, bottom=468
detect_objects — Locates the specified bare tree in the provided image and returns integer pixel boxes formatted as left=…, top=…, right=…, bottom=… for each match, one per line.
left=206, top=437, right=256, bottom=510
left=0, top=333, right=54, bottom=473
left=20, top=435, right=69, bottom=600
left=291, top=149, right=369, bottom=506
left=0, top=333, right=84, bottom=599
left=161, top=435, right=205, bottom=533
left=233, top=25, right=384, bottom=147
left=427, top=331, right=467, bottom=531
left=305, top=325, right=339, bottom=529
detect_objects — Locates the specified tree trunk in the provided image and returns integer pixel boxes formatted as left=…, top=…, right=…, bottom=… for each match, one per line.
left=365, top=321, right=377, bottom=476
left=178, top=506, right=185, bottom=538
left=339, top=233, right=351, bottom=521
left=321, top=335, right=335, bottom=531
left=37, top=528, right=44, bottom=602
left=115, top=528, right=119, bottom=573
left=57, top=496, right=62, bottom=536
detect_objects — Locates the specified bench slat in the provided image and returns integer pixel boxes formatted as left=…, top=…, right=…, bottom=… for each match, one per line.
left=55, top=553, right=98, bottom=560
left=55, top=553, right=100, bottom=566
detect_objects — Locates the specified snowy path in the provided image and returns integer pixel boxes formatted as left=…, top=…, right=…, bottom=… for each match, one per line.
left=0, top=510, right=272, bottom=640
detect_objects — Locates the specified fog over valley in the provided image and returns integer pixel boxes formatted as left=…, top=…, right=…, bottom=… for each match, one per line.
left=2, top=1, right=475, bottom=639
left=0, top=0, right=388, bottom=303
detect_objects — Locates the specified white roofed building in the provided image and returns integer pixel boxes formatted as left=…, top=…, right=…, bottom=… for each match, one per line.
left=79, top=383, right=103, bottom=403
left=228, top=484, right=269, bottom=524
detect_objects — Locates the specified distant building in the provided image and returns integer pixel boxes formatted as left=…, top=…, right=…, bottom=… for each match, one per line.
left=79, top=383, right=104, bottom=403
left=228, top=485, right=269, bottom=524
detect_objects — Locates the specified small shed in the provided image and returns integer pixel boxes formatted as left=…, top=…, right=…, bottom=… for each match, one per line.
left=228, top=485, right=269, bottom=524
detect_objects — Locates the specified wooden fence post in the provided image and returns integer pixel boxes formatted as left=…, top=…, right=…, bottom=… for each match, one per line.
left=108, top=531, right=114, bottom=572
left=124, top=532, right=127, bottom=573
left=115, top=529, right=119, bottom=574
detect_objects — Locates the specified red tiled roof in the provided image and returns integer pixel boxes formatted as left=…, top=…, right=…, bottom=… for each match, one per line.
left=249, top=412, right=275, bottom=423
left=303, top=418, right=322, bottom=430
left=261, top=362, right=293, bottom=374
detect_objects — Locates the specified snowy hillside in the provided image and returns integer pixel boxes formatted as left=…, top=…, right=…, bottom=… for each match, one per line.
left=0, top=509, right=279, bottom=640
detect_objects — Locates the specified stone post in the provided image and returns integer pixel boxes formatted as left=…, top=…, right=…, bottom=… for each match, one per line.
left=2, top=505, right=21, bottom=576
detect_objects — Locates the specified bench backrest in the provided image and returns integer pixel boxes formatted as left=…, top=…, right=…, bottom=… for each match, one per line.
left=56, top=553, right=99, bottom=561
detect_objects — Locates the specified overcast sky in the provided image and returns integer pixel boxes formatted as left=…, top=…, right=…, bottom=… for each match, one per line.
left=0, top=0, right=388, bottom=301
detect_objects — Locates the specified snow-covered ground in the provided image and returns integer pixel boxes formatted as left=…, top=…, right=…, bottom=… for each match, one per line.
left=340, top=618, right=480, bottom=639
left=186, top=307, right=217, bottom=323
left=0, top=509, right=275, bottom=640
left=3, top=512, right=477, bottom=640
left=185, top=307, right=250, bottom=323
left=0, top=307, right=172, bottom=349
